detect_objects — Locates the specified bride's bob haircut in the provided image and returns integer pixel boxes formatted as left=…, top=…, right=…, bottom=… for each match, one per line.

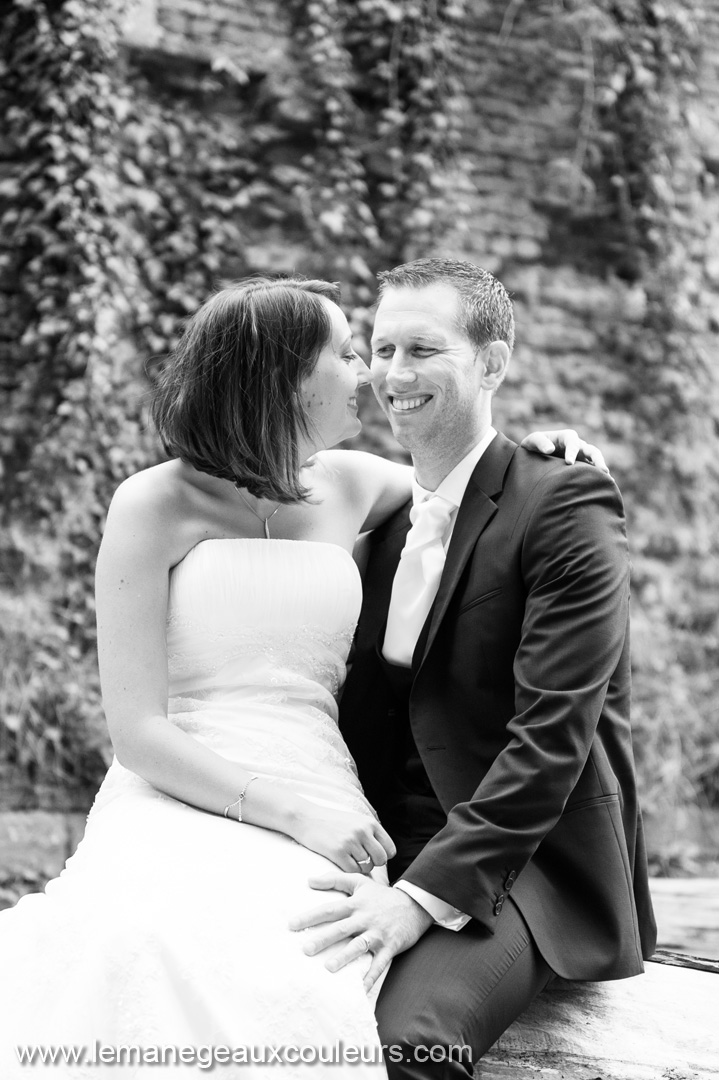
left=151, top=276, right=342, bottom=502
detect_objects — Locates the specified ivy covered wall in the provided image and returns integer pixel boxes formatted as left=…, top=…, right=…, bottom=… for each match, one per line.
left=1, top=0, right=718, bottom=870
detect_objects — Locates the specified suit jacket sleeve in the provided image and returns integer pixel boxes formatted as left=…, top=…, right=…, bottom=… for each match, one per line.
left=399, top=464, right=631, bottom=928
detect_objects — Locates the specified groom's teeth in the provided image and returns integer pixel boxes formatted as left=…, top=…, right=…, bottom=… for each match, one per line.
left=390, top=396, right=431, bottom=411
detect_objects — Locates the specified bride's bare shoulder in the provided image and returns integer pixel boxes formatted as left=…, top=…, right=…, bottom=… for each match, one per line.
left=102, top=461, right=214, bottom=564
left=113, top=459, right=178, bottom=492
left=107, top=460, right=189, bottom=519
left=312, top=450, right=412, bottom=529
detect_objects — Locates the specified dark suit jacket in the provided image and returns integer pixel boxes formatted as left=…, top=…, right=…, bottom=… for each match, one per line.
left=340, top=433, right=657, bottom=981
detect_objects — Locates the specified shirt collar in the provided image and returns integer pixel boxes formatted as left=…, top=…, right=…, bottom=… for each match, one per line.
left=412, top=427, right=498, bottom=509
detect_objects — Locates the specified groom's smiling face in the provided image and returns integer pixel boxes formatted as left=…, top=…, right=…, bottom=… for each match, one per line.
left=370, top=283, right=488, bottom=462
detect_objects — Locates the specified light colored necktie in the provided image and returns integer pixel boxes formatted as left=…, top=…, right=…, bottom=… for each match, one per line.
left=383, top=492, right=455, bottom=667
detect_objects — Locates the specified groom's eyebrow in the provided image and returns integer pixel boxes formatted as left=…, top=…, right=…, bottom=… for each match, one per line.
left=372, top=331, right=443, bottom=346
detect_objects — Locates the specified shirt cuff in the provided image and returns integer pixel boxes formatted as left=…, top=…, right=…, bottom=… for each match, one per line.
left=394, top=881, right=471, bottom=931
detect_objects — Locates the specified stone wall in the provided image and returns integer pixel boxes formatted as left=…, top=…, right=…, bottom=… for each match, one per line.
left=445, top=7, right=719, bottom=837
left=125, top=0, right=288, bottom=67
left=2, top=0, right=719, bottom=894
left=118, top=0, right=719, bottom=840
left=120, top=0, right=719, bottom=460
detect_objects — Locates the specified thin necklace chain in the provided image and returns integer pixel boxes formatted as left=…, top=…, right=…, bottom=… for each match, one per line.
left=234, top=483, right=281, bottom=539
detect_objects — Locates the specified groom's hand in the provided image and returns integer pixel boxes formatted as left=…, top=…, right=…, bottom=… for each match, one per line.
left=289, top=873, right=433, bottom=991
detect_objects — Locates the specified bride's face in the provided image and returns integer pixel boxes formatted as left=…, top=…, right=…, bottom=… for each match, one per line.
left=300, top=299, right=372, bottom=450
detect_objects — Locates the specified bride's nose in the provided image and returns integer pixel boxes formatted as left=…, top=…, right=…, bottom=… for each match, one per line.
left=352, top=355, right=374, bottom=387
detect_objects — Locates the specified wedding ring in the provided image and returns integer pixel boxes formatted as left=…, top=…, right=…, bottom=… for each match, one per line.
left=356, top=934, right=370, bottom=954
left=356, top=856, right=372, bottom=868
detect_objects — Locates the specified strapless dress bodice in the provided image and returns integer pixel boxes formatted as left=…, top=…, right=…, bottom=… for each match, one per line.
left=167, top=538, right=361, bottom=702
left=161, top=538, right=369, bottom=813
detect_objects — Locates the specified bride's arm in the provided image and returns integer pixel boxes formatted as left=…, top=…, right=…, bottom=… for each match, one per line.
left=95, top=470, right=394, bottom=871
left=330, top=430, right=609, bottom=533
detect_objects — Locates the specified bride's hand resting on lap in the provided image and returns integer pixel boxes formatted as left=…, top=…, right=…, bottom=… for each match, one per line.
left=290, top=799, right=396, bottom=875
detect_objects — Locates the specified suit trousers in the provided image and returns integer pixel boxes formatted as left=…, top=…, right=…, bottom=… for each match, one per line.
left=375, top=896, right=554, bottom=1079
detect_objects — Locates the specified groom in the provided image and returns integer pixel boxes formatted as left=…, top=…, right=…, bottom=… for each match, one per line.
left=292, top=259, right=657, bottom=1075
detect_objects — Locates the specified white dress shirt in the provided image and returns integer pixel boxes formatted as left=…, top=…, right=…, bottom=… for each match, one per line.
left=391, top=428, right=497, bottom=930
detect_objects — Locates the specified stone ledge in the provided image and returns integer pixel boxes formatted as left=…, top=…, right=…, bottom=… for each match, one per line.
left=478, top=959, right=719, bottom=1079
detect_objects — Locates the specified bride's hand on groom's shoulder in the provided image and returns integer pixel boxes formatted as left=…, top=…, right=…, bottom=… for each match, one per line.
left=289, top=873, right=433, bottom=992
left=521, top=429, right=610, bottom=474
left=289, top=799, right=396, bottom=876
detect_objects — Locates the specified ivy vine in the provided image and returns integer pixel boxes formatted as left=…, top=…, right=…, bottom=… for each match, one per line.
left=586, top=1, right=712, bottom=521
left=0, top=0, right=472, bottom=790
left=565, top=0, right=718, bottom=809
left=1, top=0, right=717, bottom=818
left=1, top=0, right=141, bottom=789
left=340, top=0, right=470, bottom=258
left=286, top=0, right=470, bottom=272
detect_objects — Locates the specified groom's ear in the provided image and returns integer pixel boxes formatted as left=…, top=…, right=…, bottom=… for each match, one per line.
left=480, top=340, right=510, bottom=392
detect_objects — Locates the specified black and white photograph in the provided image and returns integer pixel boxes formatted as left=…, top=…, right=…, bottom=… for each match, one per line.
left=0, top=1, right=718, bottom=1076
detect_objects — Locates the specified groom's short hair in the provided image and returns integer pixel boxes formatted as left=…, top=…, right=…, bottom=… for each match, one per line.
left=150, top=277, right=341, bottom=503
left=377, top=258, right=515, bottom=353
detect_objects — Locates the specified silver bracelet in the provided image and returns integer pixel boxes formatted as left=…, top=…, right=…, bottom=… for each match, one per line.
left=223, top=774, right=259, bottom=822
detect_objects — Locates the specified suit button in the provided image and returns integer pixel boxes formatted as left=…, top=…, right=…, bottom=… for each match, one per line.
left=504, top=871, right=516, bottom=891
left=494, top=894, right=505, bottom=915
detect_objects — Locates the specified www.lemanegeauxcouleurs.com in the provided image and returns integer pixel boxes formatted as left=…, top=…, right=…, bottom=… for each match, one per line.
left=15, top=1040, right=474, bottom=1069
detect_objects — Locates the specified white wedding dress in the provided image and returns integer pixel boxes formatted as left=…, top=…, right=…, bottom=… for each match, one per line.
left=0, top=540, right=388, bottom=1077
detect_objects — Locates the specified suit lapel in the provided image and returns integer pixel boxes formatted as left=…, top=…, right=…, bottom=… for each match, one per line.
left=358, top=504, right=411, bottom=648
left=413, top=432, right=518, bottom=672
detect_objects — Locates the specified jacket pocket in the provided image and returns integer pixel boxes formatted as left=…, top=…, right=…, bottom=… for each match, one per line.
left=562, top=792, right=621, bottom=817
left=458, top=587, right=503, bottom=615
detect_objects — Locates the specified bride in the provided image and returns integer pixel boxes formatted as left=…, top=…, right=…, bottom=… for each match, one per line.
left=0, top=277, right=603, bottom=1077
